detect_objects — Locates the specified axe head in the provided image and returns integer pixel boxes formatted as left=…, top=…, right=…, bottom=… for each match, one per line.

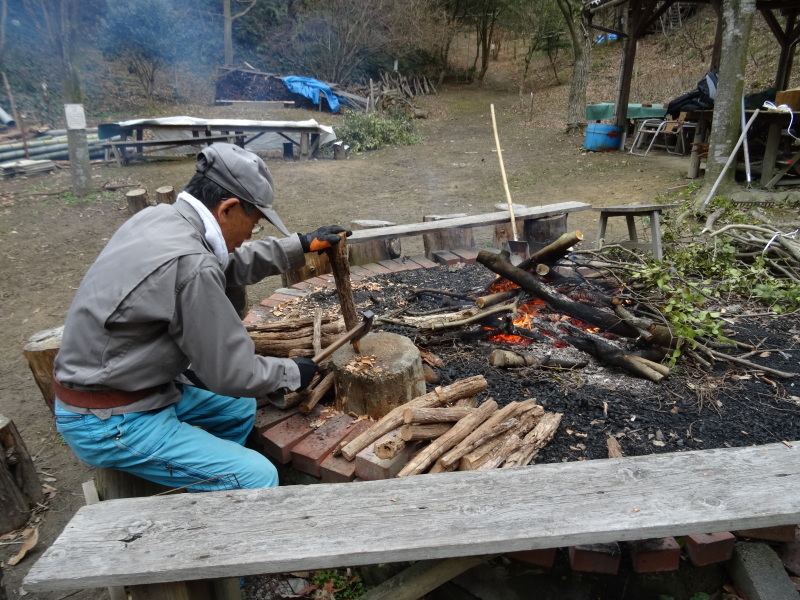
left=352, top=310, right=375, bottom=347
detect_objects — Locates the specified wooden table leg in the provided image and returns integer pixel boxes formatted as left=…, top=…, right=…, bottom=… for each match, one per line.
left=300, top=133, right=309, bottom=159
left=761, top=122, right=782, bottom=187
left=687, top=117, right=708, bottom=179
left=596, top=214, right=609, bottom=249
left=649, top=210, right=664, bottom=261
left=625, top=215, right=638, bottom=243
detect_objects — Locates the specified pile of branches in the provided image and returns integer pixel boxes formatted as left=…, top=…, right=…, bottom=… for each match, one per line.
left=343, top=71, right=436, bottom=115
left=705, top=223, right=800, bottom=282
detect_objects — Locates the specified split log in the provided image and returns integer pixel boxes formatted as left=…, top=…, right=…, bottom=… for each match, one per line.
left=1, top=414, right=43, bottom=535
left=247, top=318, right=344, bottom=357
left=339, top=375, right=488, bottom=461
left=503, top=412, right=562, bottom=468
left=431, top=399, right=539, bottom=473
left=402, top=406, right=476, bottom=424
left=125, top=188, right=150, bottom=215
left=332, top=332, right=425, bottom=419
left=326, top=233, right=359, bottom=334
left=299, top=371, right=335, bottom=414
left=459, top=406, right=543, bottom=470
left=349, top=220, right=401, bottom=266
left=477, top=249, right=639, bottom=338
left=453, top=397, right=479, bottom=408
left=155, top=185, right=176, bottom=204
left=422, top=214, right=474, bottom=257
left=400, top=423, right=452, bottom=441
left=395, top=399, right=498, bottom=477
left=22, top=326, right=63, bottom=414
left=375, top=430, right=405, bottom=460
left=475, top=434, right=522, bottom=470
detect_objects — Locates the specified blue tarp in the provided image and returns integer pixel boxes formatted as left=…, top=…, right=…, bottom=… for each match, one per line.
left=283, top=76, right=343, bottom=113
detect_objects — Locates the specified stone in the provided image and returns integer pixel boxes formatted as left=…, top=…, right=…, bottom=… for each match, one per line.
left=727, top=542, right=798, bottom=600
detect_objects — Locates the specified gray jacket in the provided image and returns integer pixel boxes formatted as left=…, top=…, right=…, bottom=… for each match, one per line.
left=54, top=199, right=306, bottom=416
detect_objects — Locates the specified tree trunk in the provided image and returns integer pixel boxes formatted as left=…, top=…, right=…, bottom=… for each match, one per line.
left=126, top=188, right=150, bottom=215
left=556, top=0, right=592, bottom=133
left=524, top=214, right=568, bottom=254
left=0, top=415, right=43, bottom=535
left=423, top=214, right=475, bottom=257
left=156, top=186, right=176, bottom=204
left=332, top=332, right=426, bottom=419
left=703, top=0, right=756, bottom=195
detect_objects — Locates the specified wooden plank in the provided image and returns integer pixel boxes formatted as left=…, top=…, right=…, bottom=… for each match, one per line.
left=23, top=442, right=800, bottom=592
left=348, top=202, right=592, bottom=244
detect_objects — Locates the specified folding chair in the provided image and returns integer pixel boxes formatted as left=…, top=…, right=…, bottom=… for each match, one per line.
left=629, top=113, right=694, bottom=156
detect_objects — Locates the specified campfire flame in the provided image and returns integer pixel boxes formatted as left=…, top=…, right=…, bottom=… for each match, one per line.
left=484, top=298, right=599, bottom=346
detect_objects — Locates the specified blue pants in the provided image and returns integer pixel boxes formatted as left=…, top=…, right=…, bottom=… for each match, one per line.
left=55, top=386, right=278, bottom=491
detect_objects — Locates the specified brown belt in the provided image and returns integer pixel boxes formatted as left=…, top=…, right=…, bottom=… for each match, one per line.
left=52, top=374, right=161, bottom=409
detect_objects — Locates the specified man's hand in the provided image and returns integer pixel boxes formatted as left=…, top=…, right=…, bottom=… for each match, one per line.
left=290, top=357, right=318, bottom=390
left=299, top=225, right=352, bottom=253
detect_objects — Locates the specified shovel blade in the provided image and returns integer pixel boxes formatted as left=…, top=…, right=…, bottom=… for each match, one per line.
left=506, top=240, right=529, bottom=265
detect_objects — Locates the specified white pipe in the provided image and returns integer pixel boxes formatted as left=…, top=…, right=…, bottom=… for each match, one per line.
left=701, top=109, right=761, bottom=210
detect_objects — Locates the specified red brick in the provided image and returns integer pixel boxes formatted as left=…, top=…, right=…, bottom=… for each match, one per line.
left=431, top=250, right=460, bottom=265
left=406, top=255, right=438, bottom=269
left=269, top=293, right=300, bottom=304
left=452, top=249, right=479, bottom=264
left=568, top=543, right=621, bottom=575
left=360, top=262, right=392, bottom=275
left=737, top=525, right=798, bottom=543
left=628, top=537, right=680, bottom=573
left=317, top=421, right=374, bottom=483
left=354, top=432, right=417, bottom=480
left=684, top=532, right=736, bottom=566
left=261, top=408, right=322, bottom=464
left=290, top=281, right=316, bottom=291
left=378, top=259, right=415, bottom=272
left=253, top=404, right=300, bottom=436
left=243, top=306, right=271, bottom=324
left=290, top=414, right=358, bottom=477
left=305, top=276, right=335, bottom=288
left=505, top=548, right=558, bottom=569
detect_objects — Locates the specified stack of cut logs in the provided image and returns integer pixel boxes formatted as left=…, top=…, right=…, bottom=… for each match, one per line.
left=343, top=71, right=436, bottom=116
left=334, top=375, right=561, bottom=476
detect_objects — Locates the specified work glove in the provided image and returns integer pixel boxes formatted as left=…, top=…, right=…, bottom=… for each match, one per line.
left=299, top=225, right=352, bottom=253
left=291, top=357, right=318, bottom=390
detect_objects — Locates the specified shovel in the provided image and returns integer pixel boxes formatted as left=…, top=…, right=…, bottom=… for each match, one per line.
left=490, top=104, right=529, bottom=264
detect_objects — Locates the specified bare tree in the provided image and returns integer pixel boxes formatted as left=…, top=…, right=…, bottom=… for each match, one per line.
left=22, top=0, right=82, bottom=103
left=224, top=0, right=257, bottom=66
left=555, top=0, right=591, bottom=133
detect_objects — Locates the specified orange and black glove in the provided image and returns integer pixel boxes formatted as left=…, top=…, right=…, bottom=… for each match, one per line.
left=299, top=225, right=352, bottom=253
left=290, top=357, right=318, bottom=390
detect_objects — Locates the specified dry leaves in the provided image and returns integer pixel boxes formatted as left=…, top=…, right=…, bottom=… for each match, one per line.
left=7, top=527, right=39, bottom=566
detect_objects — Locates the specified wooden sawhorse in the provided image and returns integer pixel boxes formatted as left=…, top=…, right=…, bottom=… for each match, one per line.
left=594, top=204, right=677, bottom=261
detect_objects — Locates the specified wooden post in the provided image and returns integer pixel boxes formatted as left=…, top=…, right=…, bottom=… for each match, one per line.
left=492, top=203, right=527, bottom=249
left=422, top=214, right=475, bottom=258
left=126, top=188, right=151, bottom=215
left=0, top=414, right=43, bottom=535
left=22, top=326, right=63, bottom=414
left=524, top=214, right=568, bottom=254
left=325, top=233, right=358, bottom=332
left=349, top=219, right=401, bottom=266
left=156, top=186, right=176, bottom=204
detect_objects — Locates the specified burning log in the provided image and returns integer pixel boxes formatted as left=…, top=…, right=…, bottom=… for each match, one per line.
left=475, top=289, right=520, bottom=309
left=247, top=317, right=345, bottom=357
left=502, top=412, right=563, bottom=468
left=396, top=400, right=499, bottom=477
left=516, top=231, right=584, bottom=273
left=400, top=423, right=452, bottom=441
left=430, top=399, right=540, bottom=473
left=402, top=406, right=476, bottom=424
left=477, top=249, right=640, bottom=338
left=338, top=375, right=488, bottom=460
left=561, top=324, right=669, bottom=382
left=489, top=349, right=588, bottom=370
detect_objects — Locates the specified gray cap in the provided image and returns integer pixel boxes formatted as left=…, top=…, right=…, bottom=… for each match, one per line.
left=196, top=143, right=290, bottom=236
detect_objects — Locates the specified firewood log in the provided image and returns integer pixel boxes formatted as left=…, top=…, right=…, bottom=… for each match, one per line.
left=402, top=406, right=476, bottom=424
left=475, top=434, right=523, bottom=470
left=396, top=400, right=498, bottom=477
left=431, top=399, right=538, bottom=473
left=338, top=375, right=488, bottom=461
left=503, top=412, right=563, bottom=468
left=453, top=397, right=479, bottom=408
left=374, top=430, right=405, bottom=459
left=400, top=423, right=452, bottom=441
left=299, top=371, right=335, bottom=414
left=459, top=405, right=543, bottom=470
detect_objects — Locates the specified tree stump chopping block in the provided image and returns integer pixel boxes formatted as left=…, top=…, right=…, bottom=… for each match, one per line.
left=349, top=219, right=401, bottom=266
left=422, top=214, right=475, bottom=258
left=332, top=332, right=426, bottom=419
left=524, top=214, right=568, bottom=254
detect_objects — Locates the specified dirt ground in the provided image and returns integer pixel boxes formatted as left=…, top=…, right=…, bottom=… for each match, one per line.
left=0, top=85, right=699, bottom=598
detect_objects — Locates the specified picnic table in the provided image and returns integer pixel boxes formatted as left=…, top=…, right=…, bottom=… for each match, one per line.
left=97, top=116, right=337, bottom=164
left=586, top=103, right=668, bottom=121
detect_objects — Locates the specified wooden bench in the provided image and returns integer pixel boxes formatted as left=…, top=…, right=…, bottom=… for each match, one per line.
left=23, top=441, right=800, bottom=599
left=594, top=203, right=678, bottom=261
left=103, top=134, right=246, bottom=166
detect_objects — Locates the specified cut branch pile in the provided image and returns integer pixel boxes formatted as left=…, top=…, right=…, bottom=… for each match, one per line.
left=708, top=224, right=800, bottom=282
left=337, top=375, right=562, bottom=476
left=343, top=71, right=436, bottom=115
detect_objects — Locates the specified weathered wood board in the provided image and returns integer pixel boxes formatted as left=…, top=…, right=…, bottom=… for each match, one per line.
left=24, top=442, right=800, bottom=591
left=348, top=202, right=591, bottom=243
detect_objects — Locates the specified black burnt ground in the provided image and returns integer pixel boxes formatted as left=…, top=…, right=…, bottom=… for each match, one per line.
left=290, top=262, right=800, bottom=463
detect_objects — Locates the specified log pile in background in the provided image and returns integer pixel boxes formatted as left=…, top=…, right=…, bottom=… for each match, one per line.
left=342, top=71, right=436, bottom=116
left=337, top=375, right=562, bottom=476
